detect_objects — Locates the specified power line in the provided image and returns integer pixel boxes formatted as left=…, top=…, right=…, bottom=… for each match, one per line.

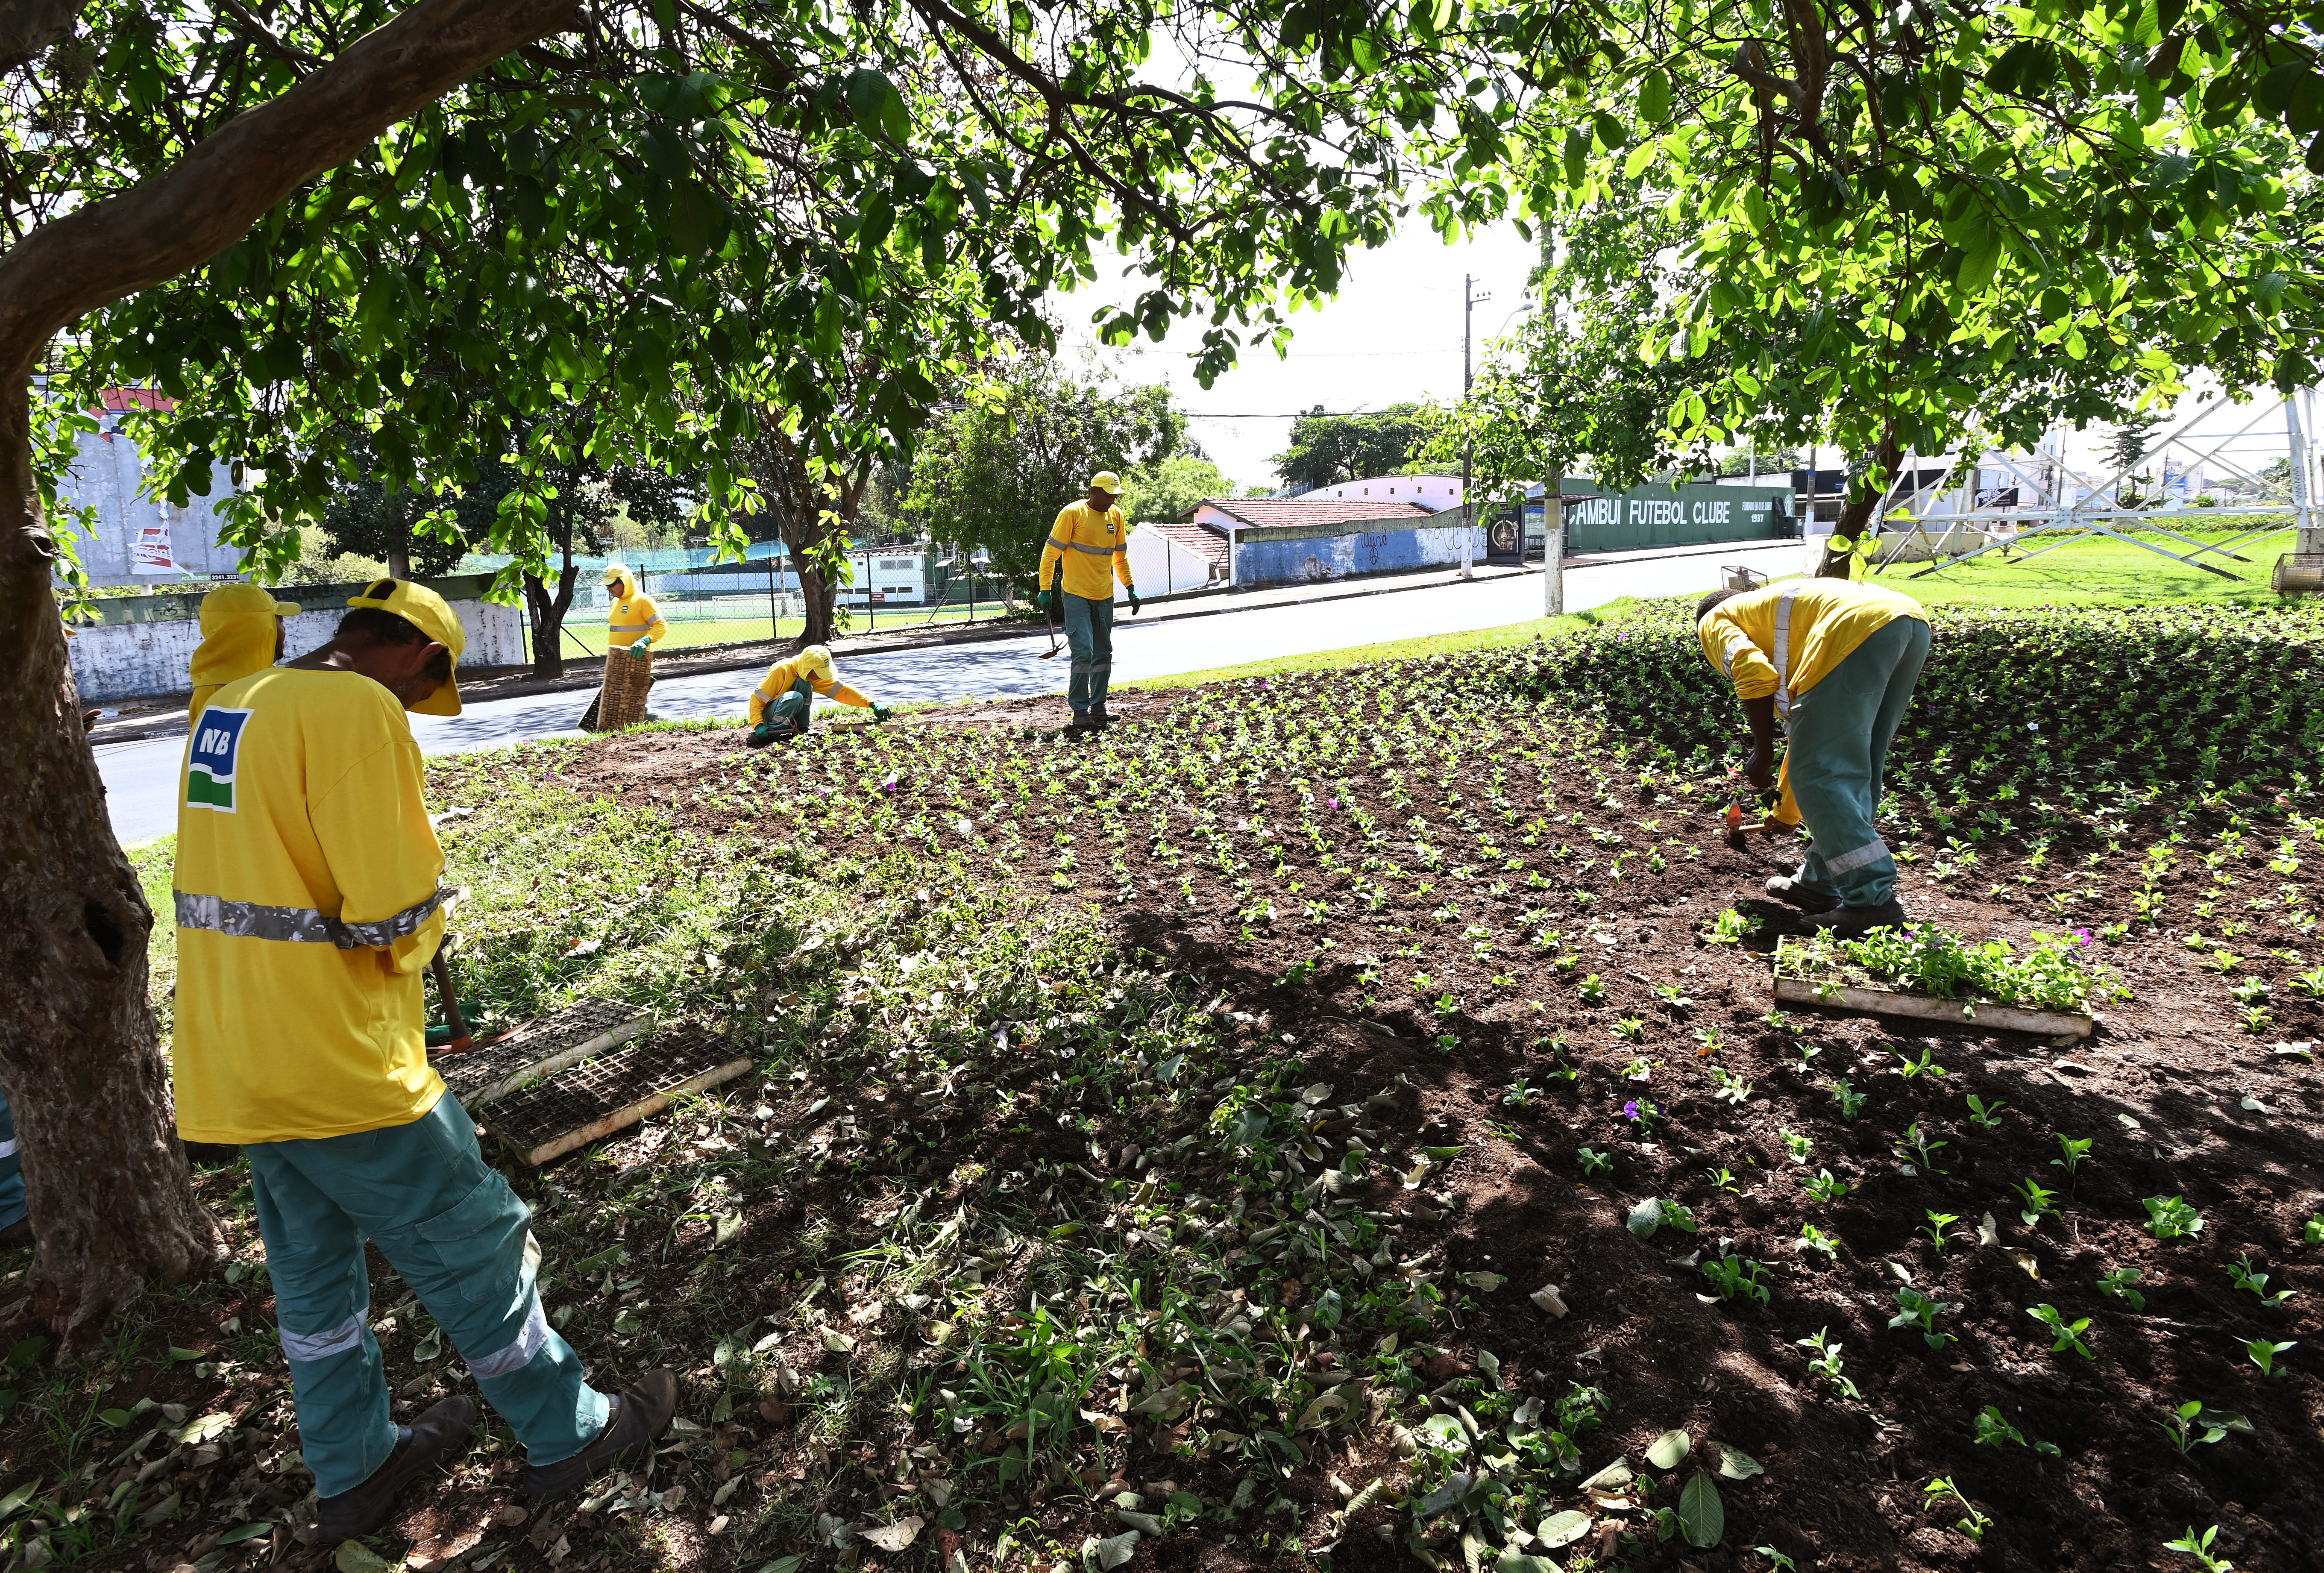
left=1180, top=410, right=1404, bottom=419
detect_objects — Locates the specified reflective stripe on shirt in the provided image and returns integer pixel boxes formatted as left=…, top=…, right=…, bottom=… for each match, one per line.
left=1772, top=584, right=1802, bottom=719
left=609, top=621, right=654, bottom=632
left=1053, top=540, right=1113, bottom=556
left=176, top=886, right=444, bottom=950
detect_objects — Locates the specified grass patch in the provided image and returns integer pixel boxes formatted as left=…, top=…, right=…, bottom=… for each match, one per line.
left=1867, top=521, right=2299, bottom=610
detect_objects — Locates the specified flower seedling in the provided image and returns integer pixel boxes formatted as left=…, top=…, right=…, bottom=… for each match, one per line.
left=1616, top=1015, right=1647, bottom=1041
left=1622, top=1097, right=1661, bottom=1132
left=1576, top=1145, right=1612, bottom=1179
left=2012, top=1177, right=2061, bottom=1228
left=2027, top=1303, right=2094, bottom=1359
left=2306, top=1214, right=2324, bottom=1246
left=2143, top=1195, right=2205, bottom=1241
left=1502, top=1077, right=1538, bottom=1107
left=1796, top=1224, right=1840, bottom=1262
left=1921, top=1211, right=1963, bottom=1251
left=1754, top=1549, right=1799, bottom=1571
left=1710, top=1065, right=1753, bottom=1105
left=2097, top=1267, right=2148, bottom=1311
left=1804, top=1169, right=1852, bottom=1204
left=1924, top=1476, right=1991, bottom=1541
left=1657, top=1198, right=1699, bottom=1233
left=1578, top=973, right=1607, bottom=1004
left=2244, top=1337, right=2295, bottom=1377
left=1825, top=1079, right=1867, bottom=1120
left=2155, top=1400, right=2248, bottom=1454
left=1893, top=1046, right=1947, bottom=1080
left=1972, top=1405, right=2025, bottom=1447
left=1795, top=1327, right=1859, bottom=1398
left=2227, top=1255, right=2294, bottom=1307
left=2163, top=1524, right=2235, bottom=1572
left=1895, top=1122, right=1948, bottom=1172
left=1964, top=1093, right=2007, bottom=1130
left=1890, top=1286, right=1954, bottom=1349
left=1701, top=1254, right=1772, bottom=1303
left=1779, top=1128, right=1813, bottom=1163
left=2050, top=1134, right=2092, bottom=1177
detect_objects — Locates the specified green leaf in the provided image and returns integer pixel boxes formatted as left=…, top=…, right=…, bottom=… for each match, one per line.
left=1639, top=69, right=1673, bottom=124
left=1678, top=1472, right=1725, bottom=1548
left=0, top=1479, right=41, bottom=1520
left=1645, top=1428, right=1691, bottom=1470
left=216, top=1522, right=273, bottom=1546
left=1626, top=1198, right=1662, bottom=1238
left=1535, top=1509, right=1594, bottom=1548
left=2287, top=70, right=2324, bottom=138
left=335, top=1542, right=395, bottom=1573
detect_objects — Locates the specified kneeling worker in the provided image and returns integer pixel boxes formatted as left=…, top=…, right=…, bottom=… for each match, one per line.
left=1694, top=577, right=1931, bottom=937
left=1036, top=472, right=1140, bottom=732
left=746, top=644, right=890, bottom=745
left=173, top=579, right=675, bottom=1537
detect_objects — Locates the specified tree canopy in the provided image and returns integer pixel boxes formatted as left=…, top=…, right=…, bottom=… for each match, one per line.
left=1271, top=404, right=1431, bottom=491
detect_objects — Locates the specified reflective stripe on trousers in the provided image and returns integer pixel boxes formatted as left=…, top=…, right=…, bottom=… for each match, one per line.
left=175, top=887, right=443, bottom=949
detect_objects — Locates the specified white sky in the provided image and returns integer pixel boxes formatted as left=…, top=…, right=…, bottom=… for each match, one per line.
left=1051, top=217, right=1542, bottom=492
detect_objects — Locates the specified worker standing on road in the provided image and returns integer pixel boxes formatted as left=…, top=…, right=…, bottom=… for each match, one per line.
left=173, top=578, right=675, bottom=1537
left=1695, top=578, right=1931, bottom=937
left=190, top=582, right=300, bottom=726
left=745, top=644, right=892, bottom=746
left=1036, top=472, right=1140, bottom=733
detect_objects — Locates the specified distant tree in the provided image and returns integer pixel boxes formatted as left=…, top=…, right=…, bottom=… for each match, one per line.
left=2104, top=411, right=2170, bottom=500
left=1122, top=453, right=1231, bottom=522
left=904, top=359, right=1182, bottom=586
left=1272, top=405, right=1428, bottom=490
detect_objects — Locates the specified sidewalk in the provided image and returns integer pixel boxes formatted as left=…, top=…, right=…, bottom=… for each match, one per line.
left=84, top=559, right=1540, bottom=747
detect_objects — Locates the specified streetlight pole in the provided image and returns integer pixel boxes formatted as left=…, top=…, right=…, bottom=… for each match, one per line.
left=1462, top=272, right=1490, bottom=581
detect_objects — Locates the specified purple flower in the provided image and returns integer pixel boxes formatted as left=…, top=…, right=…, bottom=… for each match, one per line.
left=1622, top=1100, right=1642, bottom=1121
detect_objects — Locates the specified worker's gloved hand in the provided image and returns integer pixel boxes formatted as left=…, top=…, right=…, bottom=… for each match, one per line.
left=871, top=704, right=894, bottom=723
left=1034, top=590, right=1055, bottom=613
left=747, top=722, right=778, bottom=748
left=1737, top=745, right=1775, bottom=791
left=626, top=639, right=651, bottom=662
left=1127, top=590, right=1142, bottom=614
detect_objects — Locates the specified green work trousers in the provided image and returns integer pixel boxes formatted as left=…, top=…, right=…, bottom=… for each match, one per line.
left=1785, top=616, right=1931, bottom=909
left=1062, top=593, right=1115, bottom=715
left=245, top=1096, right=609, bottom=1497
left=0, top=1089, right=22, bottom=1234
left=766, top=676, right=814, bottom=738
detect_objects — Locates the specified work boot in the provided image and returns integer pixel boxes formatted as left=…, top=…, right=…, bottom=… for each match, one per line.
left=1065, top=711, right=1095, bottom=736
left=1807, top=899, right=1908, bottom=939
left=1764, top=868, right=1837, bottom=913
left=1090, top=704, right=1112, bottom=731
left=527, top=1369, right=679, bottom=1504
left=317, top=1395, right=480, bottom=1541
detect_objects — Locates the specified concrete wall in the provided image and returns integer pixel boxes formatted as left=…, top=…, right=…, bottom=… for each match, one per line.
left=67, top=575, right=528, bottom=704
left=1124, top=528, right=1221, bottom=600
left=1231, top=520, right=1485, bottom=588
left=59, top=409, right=246, bottom=586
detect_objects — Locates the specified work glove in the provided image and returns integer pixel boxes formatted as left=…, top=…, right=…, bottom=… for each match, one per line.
left=626, top=638, right=652, bottom=662
left=1127, top=589, right=1142, bottom=614
left=871, top=704, right=895, bottom=723
left=747, top=721, right=778, bottom=748
left=1034, top=589, right=1055, bottom=613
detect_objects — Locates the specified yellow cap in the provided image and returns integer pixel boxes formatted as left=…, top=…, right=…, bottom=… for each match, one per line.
left=798, top=645, right=834, bottom=681
left=199, top=582, right=299, bottom=632
left=1088, top=472, right=1122, bottom=497
left=603, top=562, right=631, bottom=589
left=345, top=578, right=465, bottom=717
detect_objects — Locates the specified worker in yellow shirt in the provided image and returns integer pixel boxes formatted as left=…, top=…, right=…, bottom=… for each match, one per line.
left=745, top=645, right=892, bottom=746
left=174, top=579, right=674, bottom=1537
left=189, top=582, right=299, bottom=726
left=1695, top=578, right=1931, bottom=936
left=1035, top=472, right=1140, bottom=732
left=603, top=562, right=668, bottom=660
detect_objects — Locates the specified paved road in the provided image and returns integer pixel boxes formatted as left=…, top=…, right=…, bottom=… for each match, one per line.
left=100, top=540, right=1804, bottom=845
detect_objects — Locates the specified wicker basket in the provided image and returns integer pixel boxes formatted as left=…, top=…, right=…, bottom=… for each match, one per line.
left=594, top=647, right=654, bottom=730
left=2274, top=553, right=2324, bottom=597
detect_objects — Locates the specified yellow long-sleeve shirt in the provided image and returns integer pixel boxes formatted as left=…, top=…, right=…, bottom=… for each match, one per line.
left=748, top=656, right=871, bottom=723
left=1699, top=577, right=1927, bottom=825
left=172, top=669, right=448, bottom=1144
left=1039, top=501, right=1135, bottom=601
left=606, top=579, right=668, bottom=649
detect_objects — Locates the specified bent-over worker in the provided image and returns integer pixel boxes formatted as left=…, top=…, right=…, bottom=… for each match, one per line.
left=746, top=645, right=890, bottom=746
left=1695, top=577, right=1931, bottom=937
left=190, top=582, right=300, bottom=726
left=1035, top=472, right=1140, bottom=732
left=172, top=579, right=674, bottom=1538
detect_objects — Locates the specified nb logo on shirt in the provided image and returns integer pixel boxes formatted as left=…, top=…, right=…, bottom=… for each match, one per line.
left=186, top=707, right=252, bottom=813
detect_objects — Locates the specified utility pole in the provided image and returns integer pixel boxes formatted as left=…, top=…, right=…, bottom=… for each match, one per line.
left=1462, top=273, right=1490, bottom=581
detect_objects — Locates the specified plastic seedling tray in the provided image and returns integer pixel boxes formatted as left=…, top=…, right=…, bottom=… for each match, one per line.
left=435, top=998, right=654, bottom=1110
left=481, top=1024, right=752, bottom=1166
left=1771, top=976, right=2094, bottom=1039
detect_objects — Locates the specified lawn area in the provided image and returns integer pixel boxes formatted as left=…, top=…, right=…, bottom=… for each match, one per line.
left=1869, top=520, right=2301, bottom=610
left=13, top=598, right=2324, bottom=1573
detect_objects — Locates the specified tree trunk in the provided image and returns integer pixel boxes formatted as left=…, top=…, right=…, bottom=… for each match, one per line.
left=0, top=383, right=225, bottom=1348
left=523, top=534, right=578, bottom=680
left=1816, top=430, right=1904, bottom=580
left=0, top=0, right=582, bottom=1345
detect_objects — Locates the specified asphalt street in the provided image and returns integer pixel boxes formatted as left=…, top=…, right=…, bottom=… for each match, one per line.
left=100, top=540, right=1805, bottom=845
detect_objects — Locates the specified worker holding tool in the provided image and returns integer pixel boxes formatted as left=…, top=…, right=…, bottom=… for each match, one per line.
left=190, top=582, right=300, bottom=726
left=1695, top=578, right=1931, bottom=936
left=745, top=644, right=890, bottom=745
left=1036, top=472, right=1140, bottom=733
left=603, top=562, right=668, bottom=661
left=173, top=578, right=675, bottom=1538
